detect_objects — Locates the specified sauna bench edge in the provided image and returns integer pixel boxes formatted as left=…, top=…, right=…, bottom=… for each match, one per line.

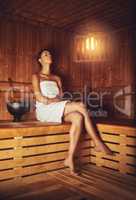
left=0, top=120, right=135, bottom=137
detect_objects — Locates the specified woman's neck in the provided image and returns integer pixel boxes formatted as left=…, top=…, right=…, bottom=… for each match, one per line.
left=40, top=64, right=51, bottom=75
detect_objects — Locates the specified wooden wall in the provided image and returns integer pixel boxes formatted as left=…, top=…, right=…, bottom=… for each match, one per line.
left=67, top=28, right=136, bottom=121
left=0, top=17, right=135, bottom=121
left=0, top=17, right=71, bottom=120
left=90, top=30, right=135, bottom=120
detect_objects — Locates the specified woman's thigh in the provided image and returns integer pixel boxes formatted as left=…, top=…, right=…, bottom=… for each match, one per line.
left=63, top=111, right=83, bottom=123
left=63, top=101, right=86, bottom=116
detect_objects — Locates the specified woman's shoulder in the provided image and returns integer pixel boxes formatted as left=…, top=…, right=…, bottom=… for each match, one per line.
left=32, top=72, right=38, bottom=76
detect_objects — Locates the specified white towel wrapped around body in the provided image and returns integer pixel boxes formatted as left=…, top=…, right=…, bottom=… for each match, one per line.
left=35, top=80, right=70, bottom=123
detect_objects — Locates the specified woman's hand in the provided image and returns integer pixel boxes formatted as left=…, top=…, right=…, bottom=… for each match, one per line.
left=45, top=75, right=63, bottom=105
left=32, top=74, right=64, bottom=105
left=47, top=96, right=61, bottom=104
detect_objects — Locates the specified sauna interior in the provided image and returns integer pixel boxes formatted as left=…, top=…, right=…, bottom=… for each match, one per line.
left=0, top=0, right=136, bottom=200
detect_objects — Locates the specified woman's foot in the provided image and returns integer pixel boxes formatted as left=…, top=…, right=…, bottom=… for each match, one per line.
left=64, top=158, right=79, bottom=176
left=94, top=142, right=113, bottom=155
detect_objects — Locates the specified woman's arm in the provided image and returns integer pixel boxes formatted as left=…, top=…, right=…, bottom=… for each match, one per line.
left=55, top=76, right=64, bottom=99
left=32, top=74, right=60, bottom=104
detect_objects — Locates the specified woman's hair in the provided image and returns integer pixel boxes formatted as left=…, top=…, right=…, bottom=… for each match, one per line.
left=37, top=49, right=51, bottom=60
left=36, top=48, right=58, bottom=73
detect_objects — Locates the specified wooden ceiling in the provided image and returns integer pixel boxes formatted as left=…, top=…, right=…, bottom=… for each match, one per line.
left=0, top=0, right=135, bottom=31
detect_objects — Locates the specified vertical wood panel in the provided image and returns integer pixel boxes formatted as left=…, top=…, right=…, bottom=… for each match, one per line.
left=68, top=29, right=135, bottom=120
left=0, top=18, right=71, bottom=120
left=0, top=17, right=135, bottom=121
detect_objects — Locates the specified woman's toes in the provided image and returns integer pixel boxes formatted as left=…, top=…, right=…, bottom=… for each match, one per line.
left=64, top=158, right=74, bottom=170
left=64, top=158, right=80, bottom=175
left=71, top=170, right=80, bottom=176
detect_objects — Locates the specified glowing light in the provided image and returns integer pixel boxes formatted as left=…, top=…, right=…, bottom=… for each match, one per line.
left=86, top=36, right=97, bottom=51
left=86, top=37, right=90, bottom=50
left=91, top=37, right=95, bottom=50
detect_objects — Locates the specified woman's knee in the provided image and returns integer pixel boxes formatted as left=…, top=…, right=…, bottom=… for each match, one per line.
left=69, top=101, right=86, bottom=110
left=78, top=102, right=86, bottom=108
left=76, top=102, right=87, bottom=113
left=63, top=111, right=83, bottom=123
left=63, top=101, right=87, bottom=116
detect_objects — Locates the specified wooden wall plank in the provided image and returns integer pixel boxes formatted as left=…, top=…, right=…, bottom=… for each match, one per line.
left=0, top=18, right=71, bottom=120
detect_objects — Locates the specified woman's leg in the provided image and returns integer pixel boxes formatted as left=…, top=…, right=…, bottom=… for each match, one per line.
left=63, top=101, right=113, bottom=155
left=63, top=111, right=83, bottom=174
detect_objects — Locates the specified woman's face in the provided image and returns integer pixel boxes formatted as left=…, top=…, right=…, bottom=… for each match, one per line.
left=39, top=50, right=52, bottom=65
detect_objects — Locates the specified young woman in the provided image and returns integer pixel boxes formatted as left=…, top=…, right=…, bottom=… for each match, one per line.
left=32, top=50, right=113, bottom=175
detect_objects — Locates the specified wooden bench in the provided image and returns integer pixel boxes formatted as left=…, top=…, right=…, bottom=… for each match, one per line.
left=0, top=120, right=136, bottom=191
